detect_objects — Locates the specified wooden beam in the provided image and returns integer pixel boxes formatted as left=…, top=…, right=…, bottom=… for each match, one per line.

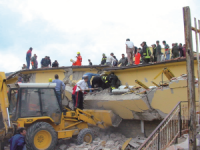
left=183, top=6, right=196, bottom=150
left=192, top=27, right=200, bottom=33
left=194, top=18, right=200, bottom=114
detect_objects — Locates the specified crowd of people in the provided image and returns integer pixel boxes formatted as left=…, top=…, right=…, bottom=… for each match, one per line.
left=100, top=39, right=186, bottom=67
left=24, top=39, right=186, bottom=70
left=24, top=47, right=59, bottom=70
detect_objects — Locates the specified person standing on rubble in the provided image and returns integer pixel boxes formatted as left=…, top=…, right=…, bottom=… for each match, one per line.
left=47, top=56, right=52, bottom=67
left=88, top=59, right=92, bottom=66
left=72, top=52, right=82, bottom=66
left=75, top=75, right=89, bottom=109
left=134, top=49, right=141, bottom=65
left=52, top=74, right=65, bottom=107
left=156, top=41, right=161, bottom=62
left=31, top=54, right=37, bottom=69
left=125, top=38, right=134, bottom=66
left=26, top=47, right=33, bottom=69
left=178, top=43, right=183, bottom=57
left=101, top=53, right=107, bottom=65
left=101, top=72, right=119, bottom=94
left=152, top=44, right=157, bottom=62
left=118, top=54, right=128, bottom=66
left=52, top=60, right=59, bottom=67
left=162, top=41, right=170, bottom=60
left=41, top=56, right=49, bottom=68
left=142, top=41, right=151, bottom=64
left=83, top=72, right=100, bottom=92
left=106, top=53, right=116, bottom=66
left=172, top=43, right=179, bottom=58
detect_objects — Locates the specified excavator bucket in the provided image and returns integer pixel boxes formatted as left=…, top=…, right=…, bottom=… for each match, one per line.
left=83, top=109, right=122, bottom=127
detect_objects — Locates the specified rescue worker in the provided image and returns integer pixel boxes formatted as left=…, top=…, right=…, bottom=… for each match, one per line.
left=101, top=73, right=119, bottom=94
left=156, top=41, right=162, bottom=62
left=75, top=75, right=89, bottom=109
left=106, top=53, right=116, bottom=66
left=88, top=59, right=92, bottom=66
left=26, top=47, right=32, bottom=69
left=142, top=42, right=151, bottom=64
left=125, top=38, right=134, bottom=66
left=73, top=52, right=82, bottom=66
left=52, top=74, right=65, bottom=107
left=172, top=43, right=179, bottom=58
left=31, top=54, right=37, bottom=69
left=152, top=44, right=157, bottom=62
left=135, top=49, right=141, bottom=65
left=41, top=56, right=49, bottom=68
left=52, top=60, right=59, bottom=67
left=118, top=54, right=128, bottom=66
left=83, top=72, right=100, bottom=92
left=163, top=41, right=170, bottom=60
left=101, top=53, right=107, bottom=65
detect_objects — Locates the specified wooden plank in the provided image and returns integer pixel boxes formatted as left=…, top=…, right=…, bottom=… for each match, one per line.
left=183, top=6, right=196, bottom=150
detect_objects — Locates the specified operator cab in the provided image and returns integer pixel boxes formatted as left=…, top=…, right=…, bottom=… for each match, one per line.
left=8, top=83, right=62, bottom=124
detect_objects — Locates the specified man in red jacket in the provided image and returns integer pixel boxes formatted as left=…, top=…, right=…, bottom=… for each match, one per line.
left=135, top=49, right=141, bottom=65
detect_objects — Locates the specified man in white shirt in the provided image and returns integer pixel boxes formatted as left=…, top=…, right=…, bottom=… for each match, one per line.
left=75, top=75, right=89, bottom=109
left=125, top=38, right=135, bottom=66
left=106, top=53, right=116, bottom=67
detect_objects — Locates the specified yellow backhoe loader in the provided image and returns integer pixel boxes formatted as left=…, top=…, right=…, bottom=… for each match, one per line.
left=0, top=72, right=121, bottom=150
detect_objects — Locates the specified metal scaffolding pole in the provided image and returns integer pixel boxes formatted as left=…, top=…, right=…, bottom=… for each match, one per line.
left=183, top=6, right=196, bottom=150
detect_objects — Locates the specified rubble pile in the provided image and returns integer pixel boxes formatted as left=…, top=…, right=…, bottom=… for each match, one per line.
left=56, top=131, right=146, bottom=150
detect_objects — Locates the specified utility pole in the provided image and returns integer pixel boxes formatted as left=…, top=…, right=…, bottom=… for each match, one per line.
left=183, top=6, right=196, bottom=150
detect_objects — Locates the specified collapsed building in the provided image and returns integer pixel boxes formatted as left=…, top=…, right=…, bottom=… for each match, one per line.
left=6, top=58, right=199, bottom=139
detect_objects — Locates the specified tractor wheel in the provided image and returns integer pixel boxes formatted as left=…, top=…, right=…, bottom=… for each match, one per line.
left=26, top=122, right=57, bottom=150
left=77, top=128, right=94, bottom=145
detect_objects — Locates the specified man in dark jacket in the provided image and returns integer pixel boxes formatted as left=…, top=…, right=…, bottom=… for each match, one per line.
left=52, top=60, right=59, bottom=67
left=172, top=43, right=179, bottom=58
left=41, top=56, right=49, bottom=68
left=101, top=53, right=107, bottom=65
left=26, top=47, right=33, bottom=69
left=156, top=41, right=162, bottom=62
left=9, top=128, right=26, bottom=150
left=179, top=43, right=183, bottom=57
left=47, top=56, right=51, bottom=67
left=152, top=44, right=157, bottom=62
left=142, top=42, right=151, bottom=64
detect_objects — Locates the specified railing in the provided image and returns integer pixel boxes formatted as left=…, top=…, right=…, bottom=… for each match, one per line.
left=138, top=101, right=199, bottom=150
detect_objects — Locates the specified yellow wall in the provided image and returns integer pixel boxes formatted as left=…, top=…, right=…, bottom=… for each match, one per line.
left=35, top=70, right=65, bottom=83
left=112, top=60, right=198, bottom=87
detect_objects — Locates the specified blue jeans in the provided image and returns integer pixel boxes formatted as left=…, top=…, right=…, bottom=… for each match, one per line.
left=165, top=52, right=170, bottom=60
left=56, top=91, right=62, bottom=107
left=26, top=57, right=30, bottom=69
left=23, top=145, right=26, bottom=150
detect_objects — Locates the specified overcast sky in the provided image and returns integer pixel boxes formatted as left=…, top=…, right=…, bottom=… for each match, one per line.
left=0, top=0, right=200, bottom=72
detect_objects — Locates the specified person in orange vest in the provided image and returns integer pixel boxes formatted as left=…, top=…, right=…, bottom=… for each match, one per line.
left=135, top=48, right=141, bottom=65
left=73, top=52, right=82, bottom=66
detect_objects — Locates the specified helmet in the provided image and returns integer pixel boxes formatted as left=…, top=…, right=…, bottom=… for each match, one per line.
left=77, top=52, right=80, bottom=54
left=49, top=78, right=52, bottom=82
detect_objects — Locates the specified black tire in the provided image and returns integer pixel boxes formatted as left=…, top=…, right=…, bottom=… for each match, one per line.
left=26, top=122, right=57, bottom=150
left=77, top=128, right=94, bottom=145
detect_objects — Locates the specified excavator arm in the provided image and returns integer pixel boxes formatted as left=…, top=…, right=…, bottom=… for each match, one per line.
left=75, top=109, right=122, bottom=129
left=0, top=72, right=14, bottom=149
